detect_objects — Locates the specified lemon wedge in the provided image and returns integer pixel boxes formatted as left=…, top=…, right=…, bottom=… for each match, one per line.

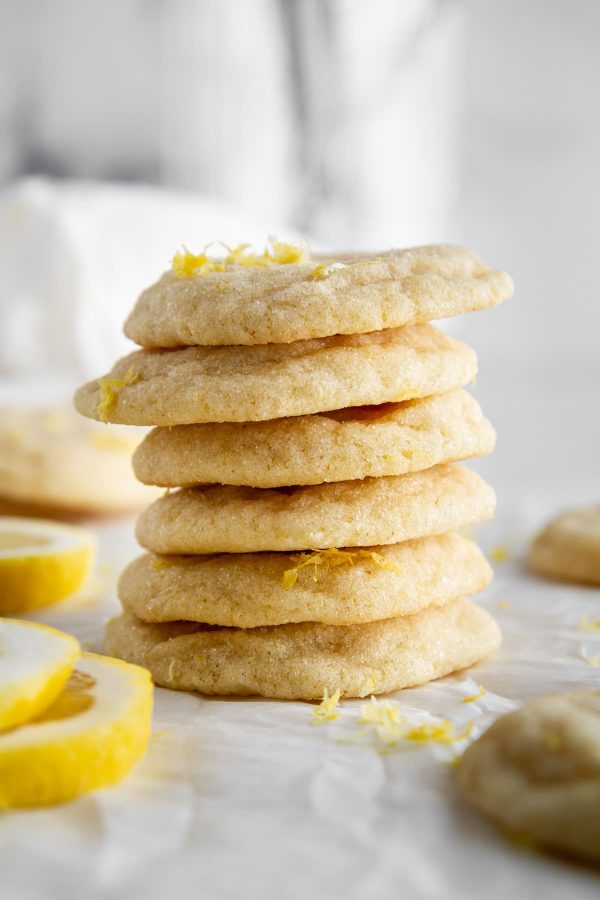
left=0, top=652, right=153, bottom=807
left=0, top=618, right=80, bottom=731
left=0, top=517, right=94, bottom=613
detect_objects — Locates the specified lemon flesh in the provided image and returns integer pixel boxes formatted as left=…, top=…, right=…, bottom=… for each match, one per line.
left=0, top=517, right=94, bottom=613
left=0, top=652, right=153, bottom=807
left=0, top=618, right=80, bottom=731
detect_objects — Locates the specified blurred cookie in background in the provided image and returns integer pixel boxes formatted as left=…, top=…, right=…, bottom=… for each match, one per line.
left=528, top=507, right=600, bottom=586
left=0, top=407, right=158, bottom=519
left=457, top=689, right=600, bottom=865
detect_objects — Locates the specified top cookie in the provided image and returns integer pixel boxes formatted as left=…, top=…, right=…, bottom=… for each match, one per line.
left=124, top=243, right=513, bottom=348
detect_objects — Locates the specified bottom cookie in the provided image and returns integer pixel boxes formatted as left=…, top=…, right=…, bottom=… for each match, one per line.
left=104, top=598, right=501, bottom=700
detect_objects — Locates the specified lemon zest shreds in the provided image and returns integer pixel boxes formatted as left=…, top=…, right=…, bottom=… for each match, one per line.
left=581, top=648, right=600, bottom=667
left=358, top=674, right=380, bottom=697
left=150, top=557, right=175, bottom=571
left=358, top=698, right=405, bottom=746
left=498, top=599, right=513, bottom=610
left=172, top=247, right=225, bottom=278
left=312, top=688, right=342, bottom=724
left=267, top=239, right=310, bottom=265
left=96, top=368, right=141, bottom=423
left=463, top=684, right=486, bottom=703
left=282, top=548, right=401, bottom=589
left=490, top=544, right=510, bottom=563
left=308, top=262, right=347, bottom=281
left=171, top=237, right=310, bottom=278
left=403, top=720, right=473, bottom=745
left=578, top=615, right=600, bottom=633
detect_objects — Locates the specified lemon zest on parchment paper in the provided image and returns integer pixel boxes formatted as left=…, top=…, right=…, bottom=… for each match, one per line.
left=581, top=646, right=600, bottom=667
left=96, top=368, right=141, bottom=423
left=490, top=544, right=510, bottom=563
left=578, top=615, right=600, bottom=633
left=282, top=548, right=401, bottom=589
left=312, top=688, right=342, bottom=724
left=172, top=238, right=310, bottom=278
left=331, top=696, right=474, bottom=752
left=403, top=720, right=473, bottom=745
left=463, top=684, right=486, bottom=703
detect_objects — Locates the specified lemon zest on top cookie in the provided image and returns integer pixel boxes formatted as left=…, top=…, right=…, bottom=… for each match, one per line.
left=578, top=615, right=600, bottom=632
left=172, top=238, right=310, bottom=278
left=97, top=368, right=141, bottom=423
left=312, top=688, right=342, bottom=724
left=463, top=684, right=486, bottom=703
left=172, top=247, right=225, bottom=278
left=282, top=547, right=401, bottom=589
left=308, top=262, right=347, bottom=281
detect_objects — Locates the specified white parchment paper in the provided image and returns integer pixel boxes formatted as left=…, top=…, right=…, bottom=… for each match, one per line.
left=2, top=507, right=599, bottom=900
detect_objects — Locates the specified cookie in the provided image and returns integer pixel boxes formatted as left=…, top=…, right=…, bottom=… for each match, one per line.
left=133, top=389, right=495, bottom=489
left=457, top=690, right=600, bottom=865
left=119, top=533, right=492, bottom=628
left=124, top=244, right=513, bottom=348
left=528, top=507, right=600, bottom=585
left=0, top=407, right=157, bottom=516
left=104, top=597, right=501, bottom=699
left=74, top=324, right=477, bottom=426
left=136, top=464, right=495, bottom=555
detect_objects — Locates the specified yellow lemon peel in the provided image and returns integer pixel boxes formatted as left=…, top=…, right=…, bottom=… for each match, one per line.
left=0, top=518, right=94, bottom=614
left=578, top=615, right=600, bottom=633
left=282, top=548, right=401, bottom=589
left=172, top=238, right=310, bottom=278
left=490, top=544, right=510, bottom=563
left=96, top=368, right=141, bottom=423
left=0, top=653, right=153, bottom=808
left=0, top=620, right=80, bottom=732
left=312, top=688, right=342, bottom=724
left=463, top=684, right=486, bottom=703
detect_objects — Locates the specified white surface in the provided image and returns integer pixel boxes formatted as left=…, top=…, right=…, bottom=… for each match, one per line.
left=0, top=178, right=301, bottom=382
left=1, top=497, right=599, bottom=900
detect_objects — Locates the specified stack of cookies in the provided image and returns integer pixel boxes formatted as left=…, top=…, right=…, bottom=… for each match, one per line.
left=75, top=242, right=513, bottom=700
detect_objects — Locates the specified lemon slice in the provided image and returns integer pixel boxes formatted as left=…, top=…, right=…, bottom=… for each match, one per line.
left=0, top=517, right=94, bottom=613
left=0, top=619, right=80, bottom=731
left=0, top=652, right=153, bottom=807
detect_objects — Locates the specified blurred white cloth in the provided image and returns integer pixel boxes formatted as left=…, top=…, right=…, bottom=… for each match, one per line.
left=0, top=177, right=299, bottom=386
